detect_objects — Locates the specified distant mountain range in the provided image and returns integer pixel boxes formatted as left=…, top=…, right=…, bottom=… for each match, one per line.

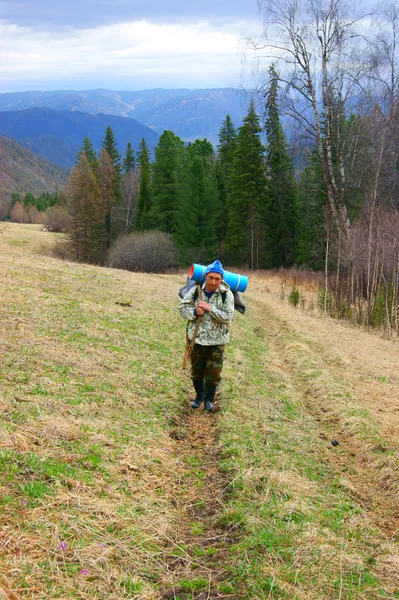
left=0, top=88, right=249, bottom=146
left=0, top=135, right=68, bottom=198
left=0, top=108, right=160, bottom=169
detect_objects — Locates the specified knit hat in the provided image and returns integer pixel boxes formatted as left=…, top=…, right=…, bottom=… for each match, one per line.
left=205, top=259, right=224, bottom=277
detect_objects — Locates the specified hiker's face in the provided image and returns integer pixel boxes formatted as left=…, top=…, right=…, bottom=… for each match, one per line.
left=205, top=272, right=222, bottom=292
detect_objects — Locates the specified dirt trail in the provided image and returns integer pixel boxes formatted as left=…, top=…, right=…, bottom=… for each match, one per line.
left=247, top=289, right=399, bottom=538
left=157, top=278, right=399, bottom=597
left=160, top=403, right=241, bottom=599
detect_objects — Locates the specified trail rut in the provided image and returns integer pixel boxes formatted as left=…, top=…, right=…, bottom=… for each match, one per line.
left=160, top=402, right=241, bottom=599
left=248, top=291, right=399, bottom=540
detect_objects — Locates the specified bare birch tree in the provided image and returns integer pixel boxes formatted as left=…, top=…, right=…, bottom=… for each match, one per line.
left=111, top=168, right=141, bottom=235
left=122, top=168, right=141, bottom=232
left=350, top=3, right=399, bottom=318
left=253, top=0, right=368, bottom=238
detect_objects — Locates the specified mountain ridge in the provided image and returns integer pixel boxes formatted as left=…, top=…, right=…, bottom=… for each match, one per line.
left=0, top=108, right=160, bottom=169
left=0, top=135, right=68, bottom=205
left=0, top=88, right=249, bottom=145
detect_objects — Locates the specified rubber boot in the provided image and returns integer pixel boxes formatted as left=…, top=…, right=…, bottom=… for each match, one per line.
left=191, top=379, right=205, bottom=409
left=204, top=385, right=216, bottom=412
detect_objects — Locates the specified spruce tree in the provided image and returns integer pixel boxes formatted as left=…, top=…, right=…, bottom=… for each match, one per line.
left=23, top=192, right=36, bottom=208
left=265, top=65, right=301, bottom=267
left=123, top=142, right=136, bottom=174
left=212, top=158, right=226, bottom=246
left=136, top=138, right=152, bottom=230
left=216, top=115, right=237, bottom=244
left=175, top=139, right=218, bottom=265
left=151, top=130, right=185, bottom=234
left=76, top=137, right=98, bottom=168
left=226, top=100, right=268, bottom=268
left=102, top=125, right=122, bottom=203
left=102, top=126, right=121, bottom=174
left=296, top=151, right=326, bottom=269
left=218, top=114, right=237, bottom=174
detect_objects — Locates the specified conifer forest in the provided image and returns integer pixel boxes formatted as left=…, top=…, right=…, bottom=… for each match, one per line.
left=4, top=0, right=399, bottom=332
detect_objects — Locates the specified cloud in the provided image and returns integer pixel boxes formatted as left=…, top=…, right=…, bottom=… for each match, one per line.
left=0, top=18, right=262, bottom=91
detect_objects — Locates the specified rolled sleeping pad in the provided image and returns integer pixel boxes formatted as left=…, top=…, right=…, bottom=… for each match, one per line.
left=189, top=263, right=248, bottom=293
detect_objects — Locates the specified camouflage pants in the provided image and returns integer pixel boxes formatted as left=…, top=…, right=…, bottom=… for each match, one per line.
left=190, top=344, right=225, bottom=388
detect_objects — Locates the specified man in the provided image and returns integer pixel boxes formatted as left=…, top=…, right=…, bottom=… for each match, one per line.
left=179, top=260, right=234, bottom=412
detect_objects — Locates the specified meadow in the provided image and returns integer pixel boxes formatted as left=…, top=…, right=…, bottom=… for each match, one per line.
left=1, top=223, right=399, bottom=599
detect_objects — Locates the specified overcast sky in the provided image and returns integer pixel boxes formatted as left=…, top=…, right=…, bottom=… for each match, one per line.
left=0, top=0, right=262, bottom=93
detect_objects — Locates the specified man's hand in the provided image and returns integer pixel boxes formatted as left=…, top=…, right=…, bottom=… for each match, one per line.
left=198, top=300, right=212, bottom=312
left=196, top=307, right=205, bottom=316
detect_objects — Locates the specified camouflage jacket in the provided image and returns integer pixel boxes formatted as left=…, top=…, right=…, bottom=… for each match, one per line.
left=179, top=281, right=234, bottom=346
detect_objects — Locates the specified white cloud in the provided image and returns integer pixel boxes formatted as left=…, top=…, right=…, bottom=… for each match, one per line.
left=0, top=18, right=262, bottom=90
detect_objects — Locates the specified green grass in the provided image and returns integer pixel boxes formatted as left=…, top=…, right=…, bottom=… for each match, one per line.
left=120, top=579, right=144, bottom=595
left=178, top=578, right=208, bottom=591
left=21, top=481, right=52, bottom=499
left=189, top=522, right=204, bottom=535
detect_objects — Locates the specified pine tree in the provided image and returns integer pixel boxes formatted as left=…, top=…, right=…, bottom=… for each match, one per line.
left=264, top=65, right=301, bottom=267
left=76, top=137, right=98, bottom=168
left=227, top=100, right=268, bottom=268
left=136, top=138, right=152, bottom=230
left=123, top=142, right=136, bottom=174
left=65, top=153, right=102, bottom=263
left=175, top=139, right=218, bottom=264
left=151, top=130, right=185, bottom=234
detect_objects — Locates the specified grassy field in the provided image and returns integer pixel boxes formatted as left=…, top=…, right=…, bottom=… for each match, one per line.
left=1, top=223, right=399, bottom=599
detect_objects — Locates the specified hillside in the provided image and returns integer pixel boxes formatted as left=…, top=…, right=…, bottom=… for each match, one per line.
left=0, top=108, right=160, bottom=169
left=0, top=135, right=68, bottom=197
left=0, top=88, right=249, bottom=145
left=1, top=224, right=399, bottom=599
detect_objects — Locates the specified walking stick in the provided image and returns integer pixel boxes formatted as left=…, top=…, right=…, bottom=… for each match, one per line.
left=182, top=284, right=202, bottom=369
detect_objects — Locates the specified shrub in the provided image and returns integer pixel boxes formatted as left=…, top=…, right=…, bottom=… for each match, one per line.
left=318, top=290, right=333, bottom=312
left=371, top=284, right=392, bottom=328
left=51, top=238, right=76, bottom=262
left=107, top=230, right=178, bottom=273
left=288, top=285, right=300, bottom=307
left=34, top=212, right=47, bottom=225
left=44, top=206, right=70, bottom=232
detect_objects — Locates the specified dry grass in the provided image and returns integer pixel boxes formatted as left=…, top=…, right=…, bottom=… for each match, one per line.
left=0, top=222, right=60, bottom=254
left=250, top=271, right=399, bottom=438
left=0, top=225, right=190, bottom=598
left=1, top=225, right=399, bottom=599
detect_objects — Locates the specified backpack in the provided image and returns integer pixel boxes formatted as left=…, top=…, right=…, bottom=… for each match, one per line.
left=178, top=277, right=246, bottom=315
